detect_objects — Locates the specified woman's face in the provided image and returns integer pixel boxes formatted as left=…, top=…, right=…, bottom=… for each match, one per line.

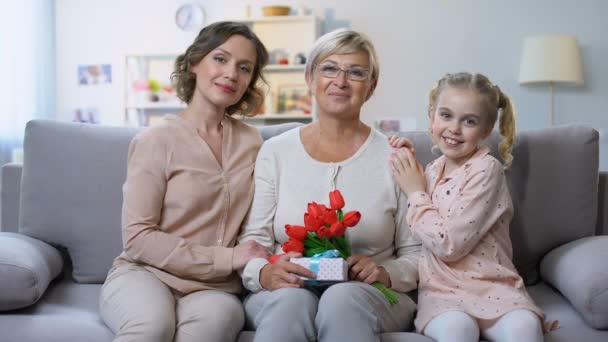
left=191, top=35, right=256, bottom=111
left=307, top=51, right=375, bottom=118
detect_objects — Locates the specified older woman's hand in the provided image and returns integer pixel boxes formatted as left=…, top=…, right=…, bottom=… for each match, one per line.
left=347, top=255, right=391, bottom=288
left=232, top=240, right=272, bottom=271
left=260, top=252, right=317, bottom=290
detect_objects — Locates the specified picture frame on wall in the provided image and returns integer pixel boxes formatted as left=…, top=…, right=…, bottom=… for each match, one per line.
left=375, top=117, right=417, bottom=134
left=275, top=83, right=312, bottom=115
left=78, top=64, right=112, bottom=85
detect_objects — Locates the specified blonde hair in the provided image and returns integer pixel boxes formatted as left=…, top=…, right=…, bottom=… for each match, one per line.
left=428, top=72, right=516, bottom=168
left=305, top=28, right=379, bottom=86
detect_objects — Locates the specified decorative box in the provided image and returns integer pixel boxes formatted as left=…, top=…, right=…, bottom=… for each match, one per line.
left=290, top=257, right=348, bottom=283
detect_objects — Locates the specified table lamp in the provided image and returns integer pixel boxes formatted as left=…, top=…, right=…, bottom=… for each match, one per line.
left=518, top=35, right=584, bottom=126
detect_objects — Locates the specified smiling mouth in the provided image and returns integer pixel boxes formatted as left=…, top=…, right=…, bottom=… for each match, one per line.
left=216, top=84, right=236, bottom=93
left=442, top=136, right=462, bottom=146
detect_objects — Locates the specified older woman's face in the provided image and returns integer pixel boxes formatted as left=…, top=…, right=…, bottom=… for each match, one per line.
left=307, top=51, right=374, bottom=118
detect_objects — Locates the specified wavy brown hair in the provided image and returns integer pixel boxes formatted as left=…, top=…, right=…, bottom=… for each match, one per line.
left=428, top=72, right=516, bottom=168
left=171, top=21, right=268, bottom=116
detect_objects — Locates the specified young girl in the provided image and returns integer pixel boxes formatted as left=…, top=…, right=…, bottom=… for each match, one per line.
left=389, top=72, right=556, bottom=342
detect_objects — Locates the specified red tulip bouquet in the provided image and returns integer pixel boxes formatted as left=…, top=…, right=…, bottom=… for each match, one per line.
left=270, top=190, right=399, bottom=304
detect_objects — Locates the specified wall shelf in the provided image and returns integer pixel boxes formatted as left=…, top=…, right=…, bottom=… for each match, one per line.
left=124, top=16, right=320, bottom=127
left=237, top=15, right=318, bottom=24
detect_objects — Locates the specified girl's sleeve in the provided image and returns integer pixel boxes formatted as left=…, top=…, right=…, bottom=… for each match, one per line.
left=406, top=159, right=511, bottom=262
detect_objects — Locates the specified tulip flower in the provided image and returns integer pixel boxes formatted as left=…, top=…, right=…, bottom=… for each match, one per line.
left=279, top=189, right=398, bottom=304
left=322, top=208, right=338, bottom=225
left=286, top=224, right=308, bottom=241
left=342, top=211, right=362, bottom=227
left=316, top=226, right=330, bottom=239
left=329, top=221, right=347, bottom=237
left=282, top=238, right=304, bottom=253
left=329, top=190, right=345, bottom=210
left=307, top=202, right=324, bottom=218
left=304, top=213, right=322, bottom=232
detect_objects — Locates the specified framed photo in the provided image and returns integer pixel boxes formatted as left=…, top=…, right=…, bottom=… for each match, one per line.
left=78, top=64, right=112, bottom=85
left=375, top=117, right=417, bottom=134
left=275, top=84, right=312, bottom=114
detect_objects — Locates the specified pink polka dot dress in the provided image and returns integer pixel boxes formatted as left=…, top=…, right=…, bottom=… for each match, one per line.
left=406, top=147, right=554, bottom=333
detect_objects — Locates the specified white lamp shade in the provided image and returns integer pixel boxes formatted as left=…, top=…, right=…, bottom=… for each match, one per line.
left=518, top=35, right=584, bottom=85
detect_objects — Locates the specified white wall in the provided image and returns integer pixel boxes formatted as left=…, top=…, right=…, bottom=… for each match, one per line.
left=56, top=0, right=608, bottom=165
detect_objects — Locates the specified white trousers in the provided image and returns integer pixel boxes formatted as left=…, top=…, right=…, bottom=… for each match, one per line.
left=424, top=309, right=543, bottom=342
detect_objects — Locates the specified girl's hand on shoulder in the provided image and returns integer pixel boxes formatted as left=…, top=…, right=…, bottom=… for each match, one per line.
left=259, top=252, right=316, bottom=291
left=388, top=135, right=416, bottom=156
left=347, top=255, right=391, bottom=288
left=390, top=147, right=426, bottom=196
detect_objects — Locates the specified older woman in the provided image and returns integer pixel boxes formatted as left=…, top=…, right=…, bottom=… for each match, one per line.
left=238, top=29, right=421, bottom=342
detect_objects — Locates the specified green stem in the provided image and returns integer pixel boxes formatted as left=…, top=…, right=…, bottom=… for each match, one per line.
left=372, top=283, right=399, bottom=305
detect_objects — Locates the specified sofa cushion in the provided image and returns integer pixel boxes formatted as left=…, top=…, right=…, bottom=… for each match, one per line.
left=529, top=282, right=608, bottom=340
left=540, top=236, right=608, bottom=329
left=0, top=277, right=113, bottom=342
left=1, top=163, right=22, bottom=233
left=507, top=125, right=599, bottom=284
left=0, top=232, right=63, bottom=310
left=20, top=120, right=138, bottom=283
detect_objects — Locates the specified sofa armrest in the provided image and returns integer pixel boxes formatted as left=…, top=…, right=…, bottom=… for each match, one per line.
left=540, top=236, right=608, bottom=329
left=0, top=232, right=63, bottom=311
left=597, top=171, right=608, bottom=235
left=1, top=162, right=22, bottom=233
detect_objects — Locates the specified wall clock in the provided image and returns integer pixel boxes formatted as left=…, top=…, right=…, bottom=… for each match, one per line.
left=175, top=3, right=206, bottom=32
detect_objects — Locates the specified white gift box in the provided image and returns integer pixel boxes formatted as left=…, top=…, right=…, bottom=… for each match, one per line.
left=290, top=257, right=348, bottom=282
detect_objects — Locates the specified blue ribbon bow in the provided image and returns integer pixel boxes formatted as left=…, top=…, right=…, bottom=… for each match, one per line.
left=306, top=249, right=340, bottom=286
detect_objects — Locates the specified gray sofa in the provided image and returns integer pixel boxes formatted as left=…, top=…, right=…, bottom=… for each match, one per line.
left=1, top=119, right=607, bottom=342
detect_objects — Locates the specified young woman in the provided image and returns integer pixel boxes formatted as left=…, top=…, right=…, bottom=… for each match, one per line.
left=99, top=22, right=271, bottom=342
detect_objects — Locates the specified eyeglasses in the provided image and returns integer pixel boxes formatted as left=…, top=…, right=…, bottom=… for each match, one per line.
left=315, top=63, right=370, bottom=81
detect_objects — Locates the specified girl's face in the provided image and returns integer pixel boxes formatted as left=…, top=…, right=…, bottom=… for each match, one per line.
left=430, top=87, right=492, bottom=169
left=190, top=35, right=256, bottom=111
left=306, top=51, right=375, bottom=119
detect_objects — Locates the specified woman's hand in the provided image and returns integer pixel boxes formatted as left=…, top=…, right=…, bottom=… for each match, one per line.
left=259, top=252, right=316, bottom=290
left=390, top=147, right=426, bottom=196
left=232, top=240, right=271, bottom=271
left=347, top=255, right=391, bottom=287
left=388, top=135, right=415, bottom=155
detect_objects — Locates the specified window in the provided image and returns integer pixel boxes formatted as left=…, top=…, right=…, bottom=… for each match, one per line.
left=0, top=0, right=55, bottom=166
